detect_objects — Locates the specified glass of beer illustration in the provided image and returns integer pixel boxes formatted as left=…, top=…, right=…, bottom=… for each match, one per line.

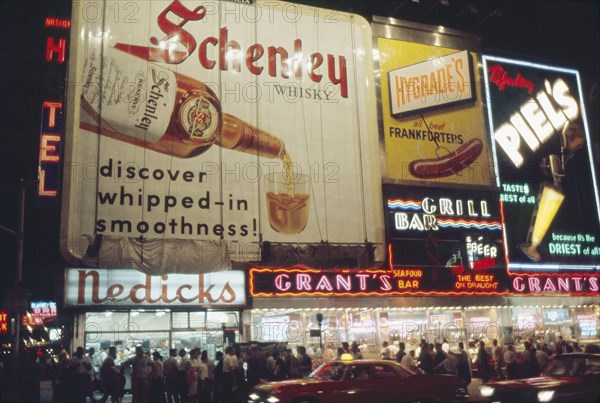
left=520, top=183, right=565, bottom=261
left=265, top=170, right=310, bottom=234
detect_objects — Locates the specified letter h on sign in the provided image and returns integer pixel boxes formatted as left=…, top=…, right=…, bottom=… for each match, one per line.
left=46, top=37, right=67, bottom=64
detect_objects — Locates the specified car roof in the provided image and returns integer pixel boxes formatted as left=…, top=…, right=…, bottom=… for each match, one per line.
left=334, top=359, right=416, bottom=373
left=557, top=353, right=600, bottom=358
left=337, top=359, right=403, bottom=365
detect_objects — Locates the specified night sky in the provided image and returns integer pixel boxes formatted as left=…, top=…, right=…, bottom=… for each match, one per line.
left=0, top=0, right=598, bottom=302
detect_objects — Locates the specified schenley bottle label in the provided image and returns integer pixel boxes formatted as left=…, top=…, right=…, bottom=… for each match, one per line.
left=81, top=45, right=177, bottom=144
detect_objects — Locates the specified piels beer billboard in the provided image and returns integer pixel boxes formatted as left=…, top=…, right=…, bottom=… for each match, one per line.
left=483, top=56, right=600, bottom=292
left=61, top=0, right=384, bottom=274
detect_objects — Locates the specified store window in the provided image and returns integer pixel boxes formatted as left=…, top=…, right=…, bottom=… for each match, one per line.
left=511, top=307, right=542, bottom=351
left=130, top=311, right=170, bottom=331
left=464, top=307, right=500, bottom=345
left=541, top=307, right=574, bottom=346
left=172, top=312, right=189, bottom=329
left=575, top=306, right=599, bottom=345
left=85, top=312, right=128, bottom=334
left=249, top=309, right=304, bottom=345
left=347, top=310, right=377, bottom=348
left=381, top=310, right=427, bottom=351
left=430, top=309, right=466, bottom=348
left=249, top=309, right=380, bottom=357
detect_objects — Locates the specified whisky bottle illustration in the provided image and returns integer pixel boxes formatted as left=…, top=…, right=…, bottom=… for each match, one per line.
left=80, top=43, right=309, bottom=234
left=80, top=44, right=285, bottom=159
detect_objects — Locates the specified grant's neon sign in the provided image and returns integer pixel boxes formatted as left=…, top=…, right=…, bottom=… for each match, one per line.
left=512, top=275, right=599, bottom=294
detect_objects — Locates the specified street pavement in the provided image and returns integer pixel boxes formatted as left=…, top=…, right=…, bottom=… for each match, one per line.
left=41, top=378, right=487, bottom=402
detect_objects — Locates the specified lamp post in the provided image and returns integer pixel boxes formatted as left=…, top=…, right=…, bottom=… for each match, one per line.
left=0, top=179, right=30, bottom=402
left=316, top=313, right=323, bottom=352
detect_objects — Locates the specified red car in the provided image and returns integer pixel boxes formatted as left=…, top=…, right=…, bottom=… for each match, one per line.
left=248, top=359, right=468, bottom=403
left=479, top=353, right=600, bottom=403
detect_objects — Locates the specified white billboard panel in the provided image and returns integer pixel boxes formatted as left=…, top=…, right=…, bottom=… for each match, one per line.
left=61, top=1, right=383, bottom=273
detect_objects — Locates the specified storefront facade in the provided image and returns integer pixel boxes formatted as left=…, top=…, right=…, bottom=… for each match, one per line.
left=246, top=266, right=600, bottom=358
left=57, top=1, right=599, bottom=361
left=65, top=268, right=247, bottom=360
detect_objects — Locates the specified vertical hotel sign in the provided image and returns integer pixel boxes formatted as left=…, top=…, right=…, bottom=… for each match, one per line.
left=377, top=36, right=494, bottom=186
left=483, top=56, right=600, bottom=294
left=38, top=17, right=70, bottom=203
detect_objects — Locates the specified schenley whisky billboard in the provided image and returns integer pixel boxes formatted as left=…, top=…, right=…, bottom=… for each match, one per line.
left=61, top=0, right=384, bottom=274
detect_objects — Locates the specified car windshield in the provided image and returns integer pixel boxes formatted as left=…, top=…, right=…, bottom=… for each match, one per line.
left=543, top=355, right=600, bottom=376
left=310, top=362, right=348, bottom=381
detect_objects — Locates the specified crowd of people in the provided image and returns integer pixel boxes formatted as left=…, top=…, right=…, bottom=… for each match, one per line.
left=47, top=343, right=322, bottom=403
left=380, top=335, right=590, bottom=386
left=6, top=334, right=594, bottom=402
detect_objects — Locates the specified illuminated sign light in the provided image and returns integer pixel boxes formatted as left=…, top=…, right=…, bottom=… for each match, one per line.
left=483, top=55, right=600, bottom=273
left=249, top=244, right=511, bottom=297
left=384, top=186, right=508, bottom=291
left=388, top=197, right=501, bottom=232
left=0, top=311, right=8, bottom=334
left=488, top=65, right=534, bottom=94
left=489, top=73, right=578, bottom=168
left=578, top=314, right=598, bottom=337
left=388, top=50, right=475, bottom=117
left=23, top=301, right=57, bottom=326
left=44, top=17, right=71, bottom=29
left=38, top=101, right=63, bottom=198
left=46, top=37, right=67, bottom=64
left=437, top=219, right=501, bottom=231
left=65, top=268, right=246, bottom=307
left=466, top=235, right=498, bottom=269
left=512, top=275, right=599, bottom=294
left=38, top=15, right=69, bottom=204
left=501, top=183, right=536, bottom=205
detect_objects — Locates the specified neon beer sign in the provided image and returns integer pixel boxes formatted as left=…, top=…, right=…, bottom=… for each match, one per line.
left=492, top=76, right=578, bottom=168
left=483, top=55, right=600, bottom=274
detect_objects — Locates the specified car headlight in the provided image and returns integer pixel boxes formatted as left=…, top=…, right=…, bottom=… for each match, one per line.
left=480, top=385, right=495, bottom=397
left=538, top=390, right=555, bottom=402
left=248, top=393, right=280, bottom=403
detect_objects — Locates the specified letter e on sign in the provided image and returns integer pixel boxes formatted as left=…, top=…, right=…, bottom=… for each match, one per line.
left=38, top=101, right=63, bottom=199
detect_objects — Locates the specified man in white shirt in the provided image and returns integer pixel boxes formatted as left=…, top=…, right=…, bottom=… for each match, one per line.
left=442, top=339, right=450, bottom=354
left=358, top=340, right=368, bottom=353
left=198, top=355, right=209, bottom=401
left=401, top=350, right=418, bottom=371
left=177, top=348, right=188, bottom=402
left=492, top=339, right=505, bottom=380
left=223, top=346, right=239, bottom=401
left=381, top=341, right=392, bottom=359
left=122, top=346, right=155, bottom=403
left=536, top=347, right=550, bottom=368
left=503, top=344, right=518, bottom=379
left=391, top=341, right=400, bottom=356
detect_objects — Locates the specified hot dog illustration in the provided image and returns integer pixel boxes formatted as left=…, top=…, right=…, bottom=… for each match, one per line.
left=409, top=138, right=483, bottom=179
